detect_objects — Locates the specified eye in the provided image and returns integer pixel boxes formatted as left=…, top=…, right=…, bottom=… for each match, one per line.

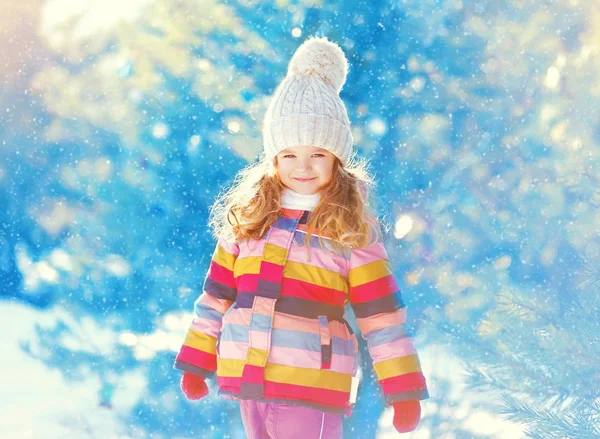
left=281, top=153, right=325, bottom=158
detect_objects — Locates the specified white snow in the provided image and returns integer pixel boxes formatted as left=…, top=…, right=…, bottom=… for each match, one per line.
left=0, top=302, right=131, bottom=438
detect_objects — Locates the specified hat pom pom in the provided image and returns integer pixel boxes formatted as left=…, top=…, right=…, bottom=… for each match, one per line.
left=287, top=36, right=348, bottom=93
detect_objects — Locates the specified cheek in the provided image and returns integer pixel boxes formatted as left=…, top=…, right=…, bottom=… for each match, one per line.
left=318, top=161, right=335, bottom=178
left=275, top=163, right=289, bottom=175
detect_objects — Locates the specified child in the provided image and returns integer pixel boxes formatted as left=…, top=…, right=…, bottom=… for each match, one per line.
left=174, top=36, right=429, bottom=438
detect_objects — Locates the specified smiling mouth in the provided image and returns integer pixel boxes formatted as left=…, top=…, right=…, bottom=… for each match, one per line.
left=294, top=178, right=316, bottom=182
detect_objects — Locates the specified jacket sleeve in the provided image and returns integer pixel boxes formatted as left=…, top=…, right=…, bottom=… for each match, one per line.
left=173, top=235, right=239, bottom=378
left=348, top=220, right=429, bottom=404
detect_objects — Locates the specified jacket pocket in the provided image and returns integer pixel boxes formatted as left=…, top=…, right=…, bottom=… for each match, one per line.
left=217, top=304, right=236, bottom=358
left=341, top=319, right=360, bottom=377
left=317, top=315, right=332, bottom=370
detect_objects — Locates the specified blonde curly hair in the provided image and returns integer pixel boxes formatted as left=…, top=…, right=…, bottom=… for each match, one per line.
left=208, top=151, right=382, bottom=255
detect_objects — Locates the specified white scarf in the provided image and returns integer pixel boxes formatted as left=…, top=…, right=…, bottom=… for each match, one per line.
left=281, top=187, right=321, bottom=211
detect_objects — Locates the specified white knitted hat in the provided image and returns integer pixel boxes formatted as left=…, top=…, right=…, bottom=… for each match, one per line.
left=262, top=36, right=354, bottom=166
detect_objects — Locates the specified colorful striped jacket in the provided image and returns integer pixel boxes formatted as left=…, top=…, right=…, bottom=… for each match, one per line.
left=174, top=207, right=429, bottom=415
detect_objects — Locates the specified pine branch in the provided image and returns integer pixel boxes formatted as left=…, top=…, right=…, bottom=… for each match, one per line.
left=499, top=393, right=600, bottom=439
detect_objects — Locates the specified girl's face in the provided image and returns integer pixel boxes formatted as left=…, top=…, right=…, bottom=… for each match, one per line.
left=275, top=146, right=336, bottom=195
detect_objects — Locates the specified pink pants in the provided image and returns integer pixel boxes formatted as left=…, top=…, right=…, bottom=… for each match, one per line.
left=239, top=400, right=343, bottom=439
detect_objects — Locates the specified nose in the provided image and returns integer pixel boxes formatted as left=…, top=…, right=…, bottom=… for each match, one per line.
left=297, top=158, right=312, bottom=170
